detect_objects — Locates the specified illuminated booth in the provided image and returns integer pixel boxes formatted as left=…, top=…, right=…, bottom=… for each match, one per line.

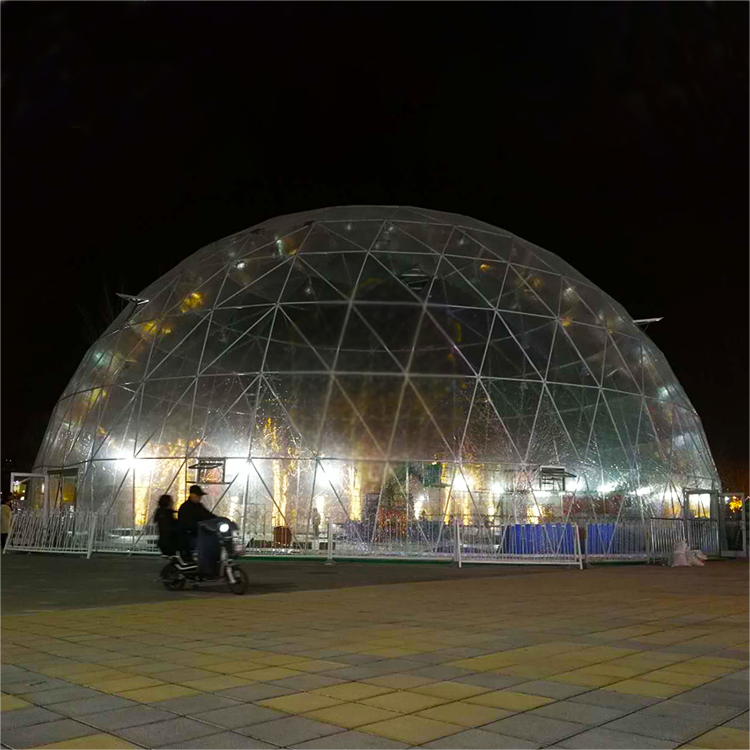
left=31, top=206, right=721, bottom=551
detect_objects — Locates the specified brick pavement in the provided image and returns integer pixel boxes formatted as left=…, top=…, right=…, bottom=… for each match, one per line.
left=1, top=564, right=748, bottom=749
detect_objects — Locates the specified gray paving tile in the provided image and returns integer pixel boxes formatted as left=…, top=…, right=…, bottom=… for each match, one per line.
left=319, top=665, right=396, bottom=681
left=557, top=727, right=677, bottom=749
left=531, top=701, right=625, bottom=725
left=726, top=711, right=749, bottom=730
left=403, top=652, right=455, bottom=665
left=514, top=680, right=591, bottom=699
left=0, top=665, right=31, bottom=682
left=17, top=685, right=103, bottom=705
left=602, top=713, right=715, bottom=742
left=193, top=704, right=288, bottom=729
left=50, top=695, right=137, bottom=716
left=0, top=718, right=99, bottom=749
left=294, top=730, right=409, bottom=749
left=159, top=731, right=276, bottom=749
left=483, top=714, right=584, bottom=744
left=241, top=716, right=345, bottom=746
left=117, top=717, right=219, bottom=746
left=152, top=693, right=241, bottom=715
left=215, top=684, right=299, bottom=702
left=270, top=674, right=347, bottom=691
left=640, top=699, right=745, bottom=724
left=455, top=673, right=525, bottom=689
left=1, top=676, right=72, bottom=695
left=83, top=705, right=176, bottom=730
left=708, top=677, right=750, bottom=694
left=672, top=687, right=750, bottom=709
left=440, top=647, right=497, bottom=659
left=422, top=727, right=539, bottom=749
left=0, top=705, right=63, bottom=730
left=569, top=689, right=660, bottom=711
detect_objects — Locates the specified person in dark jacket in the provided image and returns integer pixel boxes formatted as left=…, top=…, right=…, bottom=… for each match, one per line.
left=153, top=495, right=179, bottom=556
left=178, top=485, right=216, bottom=560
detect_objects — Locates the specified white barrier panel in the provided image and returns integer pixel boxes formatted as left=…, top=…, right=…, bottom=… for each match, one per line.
left=4, top=509, right=95, bottom=556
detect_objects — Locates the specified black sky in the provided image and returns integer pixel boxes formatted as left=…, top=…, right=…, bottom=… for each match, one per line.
left=2, top=1, right=748, bottom=491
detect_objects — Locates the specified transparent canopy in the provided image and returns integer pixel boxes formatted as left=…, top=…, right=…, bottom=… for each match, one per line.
left=34, top=206, right=719, bottom=533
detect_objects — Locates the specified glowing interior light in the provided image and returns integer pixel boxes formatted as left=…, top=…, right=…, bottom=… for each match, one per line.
left=636, top=486, right=652, bottom=496
left=236, top=260, right=247, bottom=270
left=453, top=474, right=470, bottom=492
left=479, top=263, right=490, bottom=271
left=491, top=482, right=503, bottom=494
left=226, top=459, right=251, bottom=477
left=180, top=292, right=205, bottom=313
left=533, top=490, right=551, bottom=499
left=598, top=482, right=616, bottom=494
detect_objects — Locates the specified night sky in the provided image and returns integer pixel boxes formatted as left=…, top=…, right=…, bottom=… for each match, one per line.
left=2, top=2, right=748, bottom=491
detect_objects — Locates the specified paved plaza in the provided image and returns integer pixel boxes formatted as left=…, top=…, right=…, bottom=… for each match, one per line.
left=1, top=559, right=748, bottom=749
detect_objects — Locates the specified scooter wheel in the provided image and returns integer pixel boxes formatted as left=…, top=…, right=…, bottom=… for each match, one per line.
left=161, top=563, right=186, bottom=591
left=227, top=566, right=248, bottom=595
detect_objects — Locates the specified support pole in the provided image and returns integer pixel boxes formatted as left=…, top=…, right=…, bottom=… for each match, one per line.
left=325, top=519, right=335, bottom=566
left=454, top=515, right=462, bottom=568
left=86, top=514, right=97, bottom=560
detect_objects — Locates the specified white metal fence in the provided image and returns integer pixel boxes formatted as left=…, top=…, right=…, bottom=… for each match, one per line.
left=3, top=509, right=718, bottom=568
left=4, top=509, right=96, bottom=556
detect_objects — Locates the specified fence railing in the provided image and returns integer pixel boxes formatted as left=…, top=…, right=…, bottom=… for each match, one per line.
left=586, top=521, right=649, bottom=561
left=4, top=509, right=96, bottom=556
left=3, top=509, right=717, bottom=567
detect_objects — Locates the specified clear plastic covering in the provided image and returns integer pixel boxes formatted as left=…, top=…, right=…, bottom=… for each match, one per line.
left=34, top=206, right=719, bottom=534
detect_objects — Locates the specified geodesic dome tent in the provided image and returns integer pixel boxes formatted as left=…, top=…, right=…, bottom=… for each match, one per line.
left=33, top=206, right=719, bottom=539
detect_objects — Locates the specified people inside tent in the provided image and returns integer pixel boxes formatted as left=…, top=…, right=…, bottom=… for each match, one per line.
left=178, top=484, right=216, bottom=563
left=153, top=494, right=179, bottom=556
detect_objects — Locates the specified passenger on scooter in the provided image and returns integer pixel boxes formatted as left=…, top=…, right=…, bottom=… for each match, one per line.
left=153, top=494, right=179, bottom=556
left=178, top=485, right=216, bottom=562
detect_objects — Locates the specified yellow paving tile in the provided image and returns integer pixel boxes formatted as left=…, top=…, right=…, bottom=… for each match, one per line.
left=181, top=675, right=256, bottom=691
left=259, top=692, right=344, bottom=714
left=115, top=684, right=200, bottom=703
left=418, top=700, right=511, bottom=727
left=285, top=659, right=349, bottom=673
left=639, top=670, right=715, bottom=688
left=1, top=693, right=32, bottom=711
left=86, top=676, right=165, bottom=693
left=203, top=660, right=265, bottom=674
left=466, top=690, right=555, bottom=711
left=494, top=663, right=559, bottom=678
left=148, top=668, right=220, bottom=683
left=167, top=653, right=232, bottom=667
left=667, top=662, right=735, bottom=677
left=574, top=664, right=644, bottom=678
left=359, top=715, right=464, bottom=745
left=303, top=703, right=401, bottom=728
left=234, top=667, right=303, bottom=681
left=690, top=727, right=750, bottom=749
left=121, top=661, right=184, bottom=675
left=412, top=681, right=491, bottom=701
left=250, top=653, right=306, bottom=666
left=93, top=656, right=150, bottom=668
left=362, top=675, right=437, bottom=690
left=603, top=679, right=685, bottom=698
left=69, top=670, right=132, bottom=685
left=692, top=656, right=748, bottom=668
left=361, top=648, right=420, bottom=657
left=34, top=734, right=140, bottom=749
left=312, top=682, right=394, bottom=701
left=361, top=691, right=447, bottom=713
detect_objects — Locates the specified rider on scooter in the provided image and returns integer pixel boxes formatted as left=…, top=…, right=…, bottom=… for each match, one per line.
left=178, top=485, right=216, bottom=563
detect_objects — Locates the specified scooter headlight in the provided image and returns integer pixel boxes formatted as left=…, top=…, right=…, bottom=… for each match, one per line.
left=219, top=523, right=230, bottom=533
